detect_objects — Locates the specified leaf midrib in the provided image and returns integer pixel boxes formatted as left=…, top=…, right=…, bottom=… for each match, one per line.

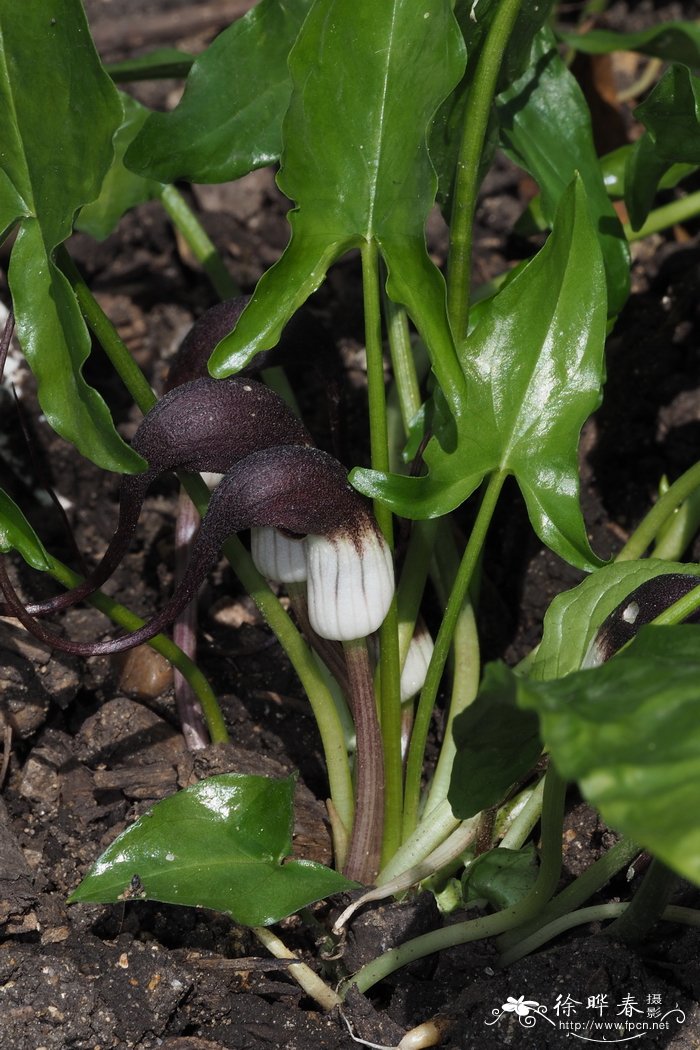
left=363, top=0, right=399, bottom=239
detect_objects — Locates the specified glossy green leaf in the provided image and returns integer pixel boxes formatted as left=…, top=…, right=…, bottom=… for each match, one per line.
left=448, top=661, right=542, bottom=820
left=125, top=0, right=312, bottom=184
left=0, top=490, right=49, bottom=571
left=209, top=0, right=467, bottom=416
left=559, top=22, right=700, bottom=67
left=497, top=29, right=629, bottom=316
left=70, top=774, right=355, bottom=925
left=518, top=626, right=700, bottom=886
left=354, top=177, right=607, bottom=571
left=529, top=559, right=700, bottom=682
left=77, top=95, right=163, bottom=241
left=462, top=846, right=538, bottom=909
left=626, top=65, right=700, bottom=230
left=0, top=1, right=143, bottom=472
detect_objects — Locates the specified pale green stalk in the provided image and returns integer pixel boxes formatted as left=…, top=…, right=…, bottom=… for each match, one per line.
left=346, top=764, right=566, bottom=996
left=402, top=472, right=505, bottom=838
left=447, top=0, right=523, bottom=344
left=252, top=927, right=340, bottom=1010
left=616, top=459, right=700, bottom=560
left=158, top=183, right=240, bottom=301
left=497, top=835, right=642, bottom=955
left=624, top=190, right=700, bottom=243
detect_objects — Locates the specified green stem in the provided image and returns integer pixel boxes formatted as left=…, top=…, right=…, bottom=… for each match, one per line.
left=395, top=520, right=439, bottom=664
left=501, top=902, right=700, bottom=966
left=345, top=763, right=565, bottom=997
left=652, top=486, right=700, bottom=561
left=616, top=459, right=700, bottom=561
left=605, top=858, right=678, bottom=944
left=447, top=0, right=523, bottom=345
left=498, top=777, right=545, bottom=849
left=360, top=239, right=403, bottom=862
left=624, top=189, right=700, bottom=243
left=402, top=472, right=505, bottom=838
left=497, top=835, right=642, bottom=955
left=157, top=184, right=240, bottom=300
left=383, top=294, right=421, bottom=430
left=499, top=904, right=625, bottom=966
left=58, top=246, right=157, bottom=415
left=45, top=554, right=229, bottom=744
left=422, top=526, right=480, bottom=817
left=222, top=531, right=354, bottom=836
left=377, top=798, right=459, bottom=886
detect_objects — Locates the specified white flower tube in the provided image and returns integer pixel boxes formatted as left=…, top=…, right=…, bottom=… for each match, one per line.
left=250, top=526, right=308, bottom=583
left=400, top=625, right=434, bottom=703
left=306, top=523, right=394, bottom=642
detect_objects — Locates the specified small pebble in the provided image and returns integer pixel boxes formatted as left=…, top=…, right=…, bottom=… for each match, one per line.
left=115, top=645, right=173, bottom=700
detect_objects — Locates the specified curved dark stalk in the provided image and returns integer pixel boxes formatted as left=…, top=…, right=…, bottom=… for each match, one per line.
left=1, top=470, right=154, bottom=619
left=0, top=446, right=388, bottom=659
left=0, top=377, right=312, bottom=620
left=0, top=307, right=14, bottom=375
left=342, top=638, right=385, bottom=884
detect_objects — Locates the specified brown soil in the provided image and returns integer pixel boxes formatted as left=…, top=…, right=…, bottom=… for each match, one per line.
left=1, top=2, right=700, bottom=1048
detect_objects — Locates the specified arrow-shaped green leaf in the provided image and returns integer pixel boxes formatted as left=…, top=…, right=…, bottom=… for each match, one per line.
left=209, top=0, right=467, bottom=416
left=70, top=774, right=356, bottom=926
left=0, top=0, right=143, bottom=472
left=354, top=176, right=607, bottom=572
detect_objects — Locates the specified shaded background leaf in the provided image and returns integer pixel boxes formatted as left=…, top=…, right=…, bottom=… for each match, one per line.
left=77, top=95, right=163, bottom=241
left=106, top=48, right=194, bottom=83
left=448, top=661, right=542, bottom=820
left=625, top=65, right=700, bottom=230
left=0, top=0, right=143, bottom=472
left=497, top=29, right=630, bottom=316
left=125, top=0, right=312, bottom=184
left=559, top=21, right=700, bottom=68
left=70, top=774, right=355, bottom=926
